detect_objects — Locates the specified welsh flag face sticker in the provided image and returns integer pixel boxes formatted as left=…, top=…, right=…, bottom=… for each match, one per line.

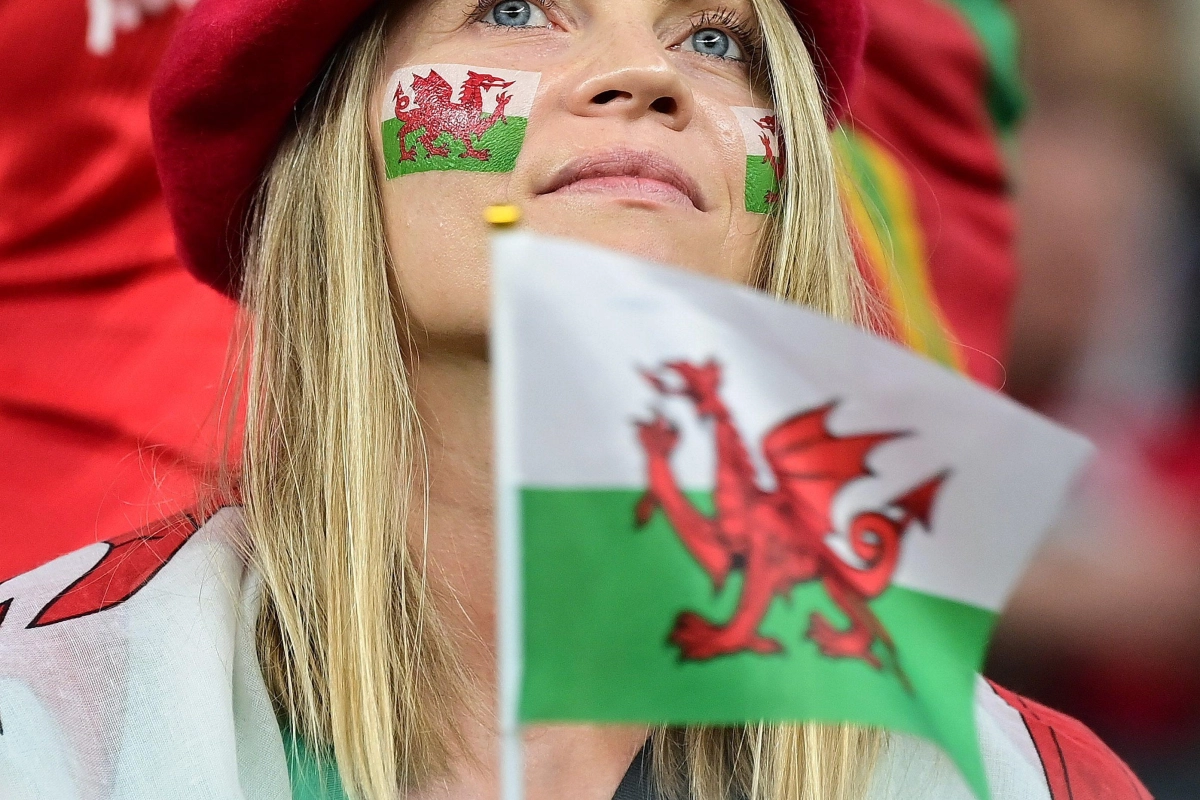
left=492, top=233, right=1092, bottom=799
left=380, top=64, right=540, bottom=180
left=734, top=107, right=782, bottom=214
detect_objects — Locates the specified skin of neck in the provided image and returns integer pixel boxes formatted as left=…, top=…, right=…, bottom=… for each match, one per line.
left=408, top=343, right=648, bottom=800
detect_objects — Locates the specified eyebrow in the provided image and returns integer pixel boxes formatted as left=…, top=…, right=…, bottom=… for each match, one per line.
left=657, top=0, right=757, bottom=15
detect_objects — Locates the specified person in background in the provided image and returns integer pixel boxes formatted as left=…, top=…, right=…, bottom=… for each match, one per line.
left=839, top=0, right=1022, bottom=392
left=0, top=0, right=234, bottom=583
left=0, top=0, right=1025, bottom=584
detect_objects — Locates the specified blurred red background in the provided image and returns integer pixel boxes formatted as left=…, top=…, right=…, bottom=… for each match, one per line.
left=986, top=1, right=1200, bottom=795
left=1, top=0, right=1197, bottom=796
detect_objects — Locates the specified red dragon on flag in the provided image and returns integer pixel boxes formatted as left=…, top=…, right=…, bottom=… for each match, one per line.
left=635, top=360, right=946, bottom=687
left=392, top=69, right=514, bottom=163
left=0, top=508, right=212, bottom=635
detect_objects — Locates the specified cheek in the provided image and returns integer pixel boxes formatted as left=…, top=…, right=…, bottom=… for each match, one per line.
left=698, top=99, right=752, bottom=193
left=372, top=62, right=542, bottom=338
left=381, top=171, right=510, bottom=337
left=695, top=98, right=777, bottom=284
left=717, top=211, right=769, bottom=287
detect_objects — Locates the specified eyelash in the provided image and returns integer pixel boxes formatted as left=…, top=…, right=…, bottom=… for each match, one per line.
left=467, top=0, right=560, bottom=26
left=467, top=1, right=763, bottom=66
left=689, top=7, right=763, bottom=64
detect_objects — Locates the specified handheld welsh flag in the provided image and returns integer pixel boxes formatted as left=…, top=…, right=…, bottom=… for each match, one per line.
left=492, top=234, right=1092, bottom=800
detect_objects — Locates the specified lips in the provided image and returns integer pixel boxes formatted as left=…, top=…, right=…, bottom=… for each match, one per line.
left=538, top=148, right=705, bottom=211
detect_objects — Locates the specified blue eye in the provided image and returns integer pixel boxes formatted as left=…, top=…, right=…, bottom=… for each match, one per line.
left=485, top=0, right=549, bottom=27
left=683, top=27, right=743, bottom=60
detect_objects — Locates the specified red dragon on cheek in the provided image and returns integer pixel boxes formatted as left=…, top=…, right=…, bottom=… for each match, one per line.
left=392, top=69, right=514, bottom=164
left=635, top=360, right=947, bottom=689
left=754, top=115, right=783, bottom=205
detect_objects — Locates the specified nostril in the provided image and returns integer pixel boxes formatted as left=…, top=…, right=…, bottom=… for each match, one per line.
left=592, top=89, right=630, bottom=105
left=650, top=97, right=677, bottom=115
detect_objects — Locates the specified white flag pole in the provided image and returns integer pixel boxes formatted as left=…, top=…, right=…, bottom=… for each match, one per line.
left=497, top=483, right=523, bottom=800
left=490, top=213, right=525, bottom=800
left=497, top=504, right=523, bottom=800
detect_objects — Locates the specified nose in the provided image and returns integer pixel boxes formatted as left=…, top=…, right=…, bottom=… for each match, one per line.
left=564, top=24, right=695, bottom=132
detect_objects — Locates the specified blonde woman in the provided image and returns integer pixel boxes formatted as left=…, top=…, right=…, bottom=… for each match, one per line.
left=0, top=0, right=1148, bottom=799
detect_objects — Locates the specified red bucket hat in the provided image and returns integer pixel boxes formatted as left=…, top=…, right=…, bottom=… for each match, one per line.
left=151, top=0, right=868, bottom=296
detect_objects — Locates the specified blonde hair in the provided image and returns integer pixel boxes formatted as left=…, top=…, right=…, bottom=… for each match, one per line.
left=238, top=2, right=881, bottom=799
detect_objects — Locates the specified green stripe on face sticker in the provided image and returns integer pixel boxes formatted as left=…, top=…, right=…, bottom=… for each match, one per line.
left=733, top=107, right=781, bottom=214
left=380, top=64, right=541, bottom=180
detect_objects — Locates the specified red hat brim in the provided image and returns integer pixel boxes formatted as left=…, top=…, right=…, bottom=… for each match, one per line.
left=151, top=0, right=867, bottom=296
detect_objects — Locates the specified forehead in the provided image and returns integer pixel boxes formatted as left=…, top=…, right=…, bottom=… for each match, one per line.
left=652, top=0, right=757, bottom=11
left=405, top=0, right=761, bottom=21
left=594, top=0, right=760, bottom=19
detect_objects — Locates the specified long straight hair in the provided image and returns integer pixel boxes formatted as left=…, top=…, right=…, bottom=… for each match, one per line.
left=238, top=2, right=882, bottom=799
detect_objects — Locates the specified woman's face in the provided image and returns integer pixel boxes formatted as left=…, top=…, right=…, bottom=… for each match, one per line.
left=373, top=0, right=774, bottom=342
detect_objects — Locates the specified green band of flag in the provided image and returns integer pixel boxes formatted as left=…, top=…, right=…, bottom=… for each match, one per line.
left=519, top=488, right=996, bottom=796
left=382, top=116, right=528, bottom=180
left=745, top=155, right=780, bottom=215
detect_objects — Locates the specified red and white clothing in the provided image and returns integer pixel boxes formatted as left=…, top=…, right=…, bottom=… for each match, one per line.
left=0, top=508, right=1151, bottom=799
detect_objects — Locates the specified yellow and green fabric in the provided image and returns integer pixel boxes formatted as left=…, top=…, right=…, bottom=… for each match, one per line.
left=837, top=0, right=1023, bottom=388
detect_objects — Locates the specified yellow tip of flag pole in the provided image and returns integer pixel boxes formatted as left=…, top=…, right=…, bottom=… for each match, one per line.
left=493, top=200, right=525, bottom=800
left=485, top=204, right=523, bottom=227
